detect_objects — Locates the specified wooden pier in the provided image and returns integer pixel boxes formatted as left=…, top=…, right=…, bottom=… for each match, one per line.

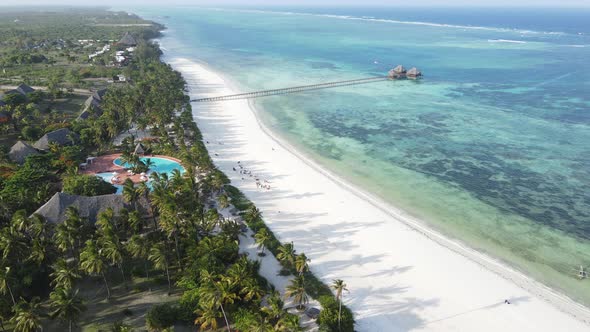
left=190, top=66, right=421, bottom=103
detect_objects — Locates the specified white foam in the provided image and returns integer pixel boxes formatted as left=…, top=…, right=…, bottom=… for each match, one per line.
left=206, top=7, right=568, bottom=36
left=488, top=39, right=528, bottom=44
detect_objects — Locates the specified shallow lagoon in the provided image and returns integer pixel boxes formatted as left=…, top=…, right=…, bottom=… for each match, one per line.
left=133, top=6, right=590, bottom=305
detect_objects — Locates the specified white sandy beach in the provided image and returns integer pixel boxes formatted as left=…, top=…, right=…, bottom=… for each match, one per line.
left=169, top=56, right=590, bottom=331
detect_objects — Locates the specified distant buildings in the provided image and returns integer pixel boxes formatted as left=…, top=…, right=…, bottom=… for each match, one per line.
left=388, top=65, right=422, bottom=80
left=88, top=44, right=111, bottom=60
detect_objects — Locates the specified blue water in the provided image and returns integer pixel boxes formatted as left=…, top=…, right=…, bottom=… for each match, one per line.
left=96, top=157, right=185, bottom=194
left=130, top=6, right=590, bottom=305
left=113, top=157, right=185, bottom=175
left=96, top=172, right=124, bottom=194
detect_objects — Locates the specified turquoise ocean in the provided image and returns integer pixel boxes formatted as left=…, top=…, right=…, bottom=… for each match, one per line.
left=130, top=6, right=590, bottom=305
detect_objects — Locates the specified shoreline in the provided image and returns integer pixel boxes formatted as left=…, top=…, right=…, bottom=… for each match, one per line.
left=165, top=53, right=590, bottom=330
left=245, top=71, right=590, bottom=325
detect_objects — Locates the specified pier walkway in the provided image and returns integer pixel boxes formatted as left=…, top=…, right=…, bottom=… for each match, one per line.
left=190, top=76, right=389, bottom=102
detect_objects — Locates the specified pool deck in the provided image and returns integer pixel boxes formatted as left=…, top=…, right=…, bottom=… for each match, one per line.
left=81, top=153, right=183, bottom=185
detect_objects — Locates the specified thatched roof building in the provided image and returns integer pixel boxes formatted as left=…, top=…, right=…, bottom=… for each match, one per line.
left=118, top=32, right=137, bottom=46
left=9, top=140, right=39, bottom=164
left=134, top=143, right=145, bottom=155
left=78, top=89, right=107, bottom=121
left=3, top=89, right=21, bottom=96
left=407, top=67, right=422, bottom=79
left=16, top=83, right=35, bottom=95
left=33, top=128, right=78, bottom=151
left=388, top=65, right=407, bottom=79
left=32, top=192, right=149, bottom=224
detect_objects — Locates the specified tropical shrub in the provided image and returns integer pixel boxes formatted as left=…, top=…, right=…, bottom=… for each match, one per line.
left=317, top=295, right=355, bottom=332
left=62, top=174, right=117, bottom=196
left=145, top=303, right=178, bottom=332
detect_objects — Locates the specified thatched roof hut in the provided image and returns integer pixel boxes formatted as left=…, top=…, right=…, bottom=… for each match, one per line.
left=118, top=32, right=137, bottom=46
left=16, top=83, right=35, bottom=95
left=388, top=65, right=407, bottom=78
left=134, top=143, right=145, bottom=155
left=393, top=65, right=406, bottom=74
left=9, top=140, right=39, bottom=164
left=78, top=89, right=107, bottom=121
left=32, top=192, right=147, bottom=224
left=407, top=67, right=422, bottom=79
left=33, top=128, right=78, bottom=151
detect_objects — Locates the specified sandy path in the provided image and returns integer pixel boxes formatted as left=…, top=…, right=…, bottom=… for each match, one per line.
left=170, top=57, right=590, bottom=332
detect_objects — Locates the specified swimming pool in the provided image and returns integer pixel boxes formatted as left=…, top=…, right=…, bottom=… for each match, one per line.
left=96, top=172, right=124, bottom=194
left=96, top=157, right=185, bottom=194
left=113, top=157, right=185, bottom=177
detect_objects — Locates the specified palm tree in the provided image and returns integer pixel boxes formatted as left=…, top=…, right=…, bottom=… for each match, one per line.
left=240, top=278, right=264, bottom=302
left=218, top=194, right=229, bottom=209
left=261, top=290, right=284, bottom=322
left=194, top=303, right=220, bottom=331
left=0, top=225, right=26, bottom=262
left=254, top=228, right=271, bottom=256
left=28, top=239, right=49, bottom=266
left=127, top=210, right=144, bottom=235
left=332, top=279, right=348, bottom=331
left=96, top=209, right=116, bottom=236
left=0, top=266, right=15, bottom=305
left=199, top=279, right=238, bottom=332
left=79, top=239, right=110, bottom=299
left=244, top=205, right=261, bottom=223
left=295, top=253, right=310, bottom=276
left=246, top=316, right=274, bottom=332
left=285, top=275, right=308, bottom=310
left=122, top=179, right=138, bottom=211
left=49, top=287, right=86, bottom=332
left=127, top=235, right=151, bottom=280
left=148, top=243, right=171, bottom=294
left=50, top=259, right=81, bottom=290
left=100, top=235, right=127, bottom=289
left=10, top=298, right=42, bottom=332
left=277, top=242, right=296, bottom=269
left=220, top=219, right=242, bottom=240
left=275, top=314, right=302, bottom=332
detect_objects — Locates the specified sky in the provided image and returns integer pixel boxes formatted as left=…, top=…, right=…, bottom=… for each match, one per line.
left=0, top=0, right=588, bottom=7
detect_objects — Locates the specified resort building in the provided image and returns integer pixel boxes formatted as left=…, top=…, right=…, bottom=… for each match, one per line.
left=9, top=140, right=40, bottom=164
left=407, top=67, right=422, bottom=79
left=134, top=143, right=146, bottom=155
left=33, top=128, right=78, bottom=151
left=16, top=83, right=35, bottom=96
left=388, top=65, right=407, bottom=79
left=32, top=192, right=149, bottom=224
left=78, top=89, right=107, bottom=120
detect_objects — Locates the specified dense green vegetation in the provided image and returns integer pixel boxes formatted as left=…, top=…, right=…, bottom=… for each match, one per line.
left=0, top=7, right=162, bottom=89
left=0, top=8, right=355, bottom=332
left=62, top=174, right=117, bottom=196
